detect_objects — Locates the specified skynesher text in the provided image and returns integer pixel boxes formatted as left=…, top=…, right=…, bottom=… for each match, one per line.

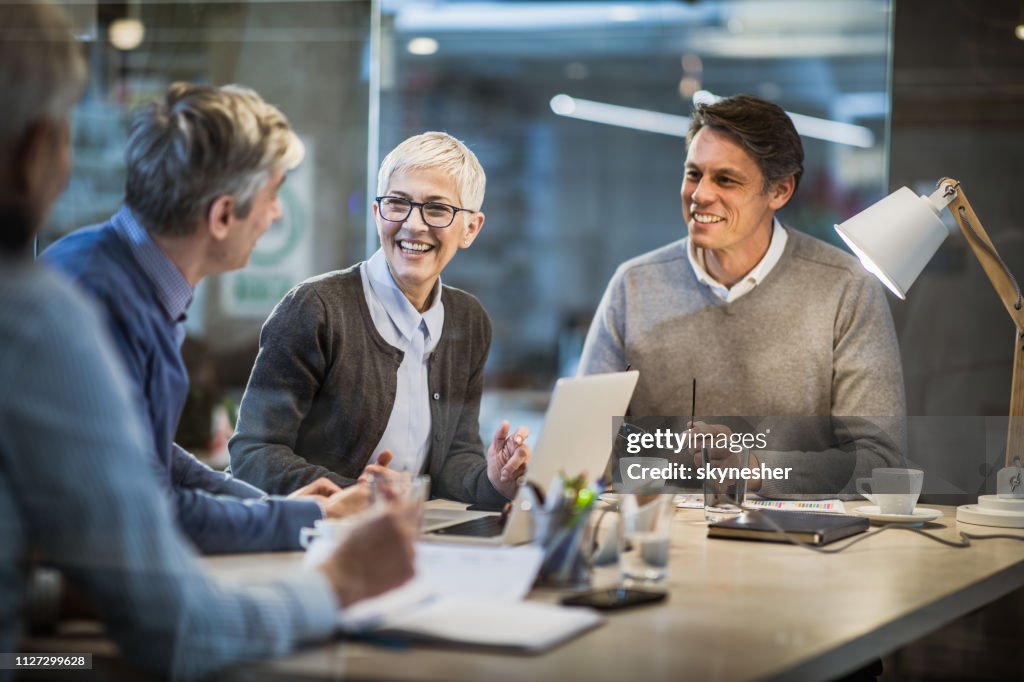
left=625, top=462, right=792, bottom=483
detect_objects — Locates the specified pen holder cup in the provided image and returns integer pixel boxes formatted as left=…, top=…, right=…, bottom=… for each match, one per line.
left=531, top=505, right=597, bottom=591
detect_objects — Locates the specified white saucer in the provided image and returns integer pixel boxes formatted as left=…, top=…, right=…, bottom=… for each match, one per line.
left=852, top=505, right=943, bottom=525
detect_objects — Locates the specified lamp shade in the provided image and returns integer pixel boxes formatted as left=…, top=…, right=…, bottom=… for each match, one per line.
left=835, top=186, right=950, bottom=299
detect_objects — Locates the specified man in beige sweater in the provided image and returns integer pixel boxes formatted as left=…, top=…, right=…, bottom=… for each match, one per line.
left=579, top=94, right=906, bottom=499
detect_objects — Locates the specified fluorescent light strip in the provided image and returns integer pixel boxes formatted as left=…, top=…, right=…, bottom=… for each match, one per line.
left=549, top=94, right=689, bottom=137
left=549, top=93, right=875, bottom=148
left=785, top=111, right=874, bottom=148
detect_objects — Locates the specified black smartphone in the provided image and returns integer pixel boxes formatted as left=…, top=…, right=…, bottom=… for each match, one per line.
left=561, top=587, right=667, bottom=611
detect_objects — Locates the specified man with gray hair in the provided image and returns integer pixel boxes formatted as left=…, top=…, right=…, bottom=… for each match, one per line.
left=1, top=2, right=413, bottom=679
left=43, top=82, right=368, bottom=553
left=579, top=94, right=906, bottom=498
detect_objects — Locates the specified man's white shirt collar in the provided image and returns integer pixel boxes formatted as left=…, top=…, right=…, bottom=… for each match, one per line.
left=686, top=218, right=787, bottom=303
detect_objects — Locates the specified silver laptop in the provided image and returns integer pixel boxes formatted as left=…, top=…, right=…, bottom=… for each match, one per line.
left=423, top=370, right=639, bottom=545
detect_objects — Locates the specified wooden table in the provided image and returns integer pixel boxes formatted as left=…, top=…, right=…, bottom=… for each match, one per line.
left=212, top=501, right=1024, bottom=682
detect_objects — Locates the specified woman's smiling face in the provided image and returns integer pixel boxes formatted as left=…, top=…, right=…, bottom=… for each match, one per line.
left=374, top=166, right=484, bottom=311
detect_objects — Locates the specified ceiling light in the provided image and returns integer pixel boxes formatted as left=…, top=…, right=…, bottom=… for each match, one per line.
left=678, top=76, right=702, bottom=99
left=549, top=94, right=577, bottom=116
left=550, top=94, right=689, bottom=137
left=550, top=91, right=876, bottom=148
left=108, top=17, right=144, bottom=51
left=694, top=90, right=874, bottom=148
left=680, top=53, right=703, bottom=73
left=407, top=37, right=438, bottom=56
left=608, top=5, right=640, bottom=22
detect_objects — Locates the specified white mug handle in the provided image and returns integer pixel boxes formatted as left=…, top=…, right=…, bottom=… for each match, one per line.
left=856, top=478, right=876, bottom=505
left=299, top=526, right=319, bottom=549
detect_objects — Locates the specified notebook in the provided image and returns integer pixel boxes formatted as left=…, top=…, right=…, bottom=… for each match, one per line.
left=423, top=370, right=639, bottom=545
left=707, top=510, right=869, bottom=546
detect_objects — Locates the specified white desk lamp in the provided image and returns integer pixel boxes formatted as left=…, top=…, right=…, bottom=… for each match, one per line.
left=835, top=179, right=1024, bottom=527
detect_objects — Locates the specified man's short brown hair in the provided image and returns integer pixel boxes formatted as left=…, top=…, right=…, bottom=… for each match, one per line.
left=687, top=94, right=804, bottom=194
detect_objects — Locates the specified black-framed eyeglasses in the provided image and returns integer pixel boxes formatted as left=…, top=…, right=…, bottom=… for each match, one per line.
left=375, top=196, right=475, bottom=228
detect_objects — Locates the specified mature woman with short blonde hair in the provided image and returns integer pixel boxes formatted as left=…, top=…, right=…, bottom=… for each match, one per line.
left=231, top=131, right=530, bottom=504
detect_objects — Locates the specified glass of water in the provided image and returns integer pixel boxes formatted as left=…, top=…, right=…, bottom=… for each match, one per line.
left=370, top=472, right=430, bottom=533
left=703, top=446, right=750, bottom=522
left=617, top=494, right=675, bottom=585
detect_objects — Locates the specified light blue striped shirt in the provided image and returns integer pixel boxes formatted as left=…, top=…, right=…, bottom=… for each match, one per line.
left=0, top=258, right=335, bottom=681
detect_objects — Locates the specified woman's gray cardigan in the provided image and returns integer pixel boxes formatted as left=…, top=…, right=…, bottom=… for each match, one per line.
left=229, top=265, right=505, bottom=505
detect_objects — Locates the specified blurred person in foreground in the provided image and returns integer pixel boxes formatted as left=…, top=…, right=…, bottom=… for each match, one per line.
left=0, top=3, right=413, bottom=679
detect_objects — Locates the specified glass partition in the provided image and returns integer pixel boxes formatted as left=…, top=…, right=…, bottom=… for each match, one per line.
left=42, top=0, right=374, bottom=457
left=40, top=0, right=892, bottom=456
left=377, top=0, right=892, bottom=388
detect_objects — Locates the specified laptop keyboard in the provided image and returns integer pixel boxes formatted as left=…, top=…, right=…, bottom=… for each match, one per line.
left=429, top=514, right=506, bottom=538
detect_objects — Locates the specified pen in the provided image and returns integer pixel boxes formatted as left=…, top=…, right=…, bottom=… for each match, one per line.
left=691, top=378, right=699, bottom=466
left=690, top=377, right=697, bottom=427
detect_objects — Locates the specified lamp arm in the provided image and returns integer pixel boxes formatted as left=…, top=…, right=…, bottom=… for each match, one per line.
left=939, top=178, right=1024, bottom=467
left=1010, top=334, right=1024, bottom=469
left=940, top=179, right=1023, bottom=325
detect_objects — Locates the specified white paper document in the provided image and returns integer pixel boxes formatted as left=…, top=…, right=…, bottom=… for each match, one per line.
left=373, top=598, right=604, bottom=653
left=316, top=542, right=602, bottom=652
left=338, top=543, right=544, bottom=629
left=411, top=542, right=543, bottom=602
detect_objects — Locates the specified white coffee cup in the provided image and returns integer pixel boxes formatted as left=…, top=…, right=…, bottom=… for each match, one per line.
left=856, top=468, right=924, bottom=515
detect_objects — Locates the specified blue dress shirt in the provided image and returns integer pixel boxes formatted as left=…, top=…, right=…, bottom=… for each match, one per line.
left=42, top=208, right=322, bottom=553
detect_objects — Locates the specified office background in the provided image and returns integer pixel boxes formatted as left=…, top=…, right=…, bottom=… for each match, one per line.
left=39, top=0, right=1024, bottom=501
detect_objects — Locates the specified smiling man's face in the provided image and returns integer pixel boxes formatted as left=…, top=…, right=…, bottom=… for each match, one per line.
left=681, top=126, right=790, bottom=261
left=375, top=166, right=483, bottom=311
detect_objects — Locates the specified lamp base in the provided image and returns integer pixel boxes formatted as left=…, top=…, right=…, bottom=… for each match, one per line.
left=956, top=495, right=1024, bottom=528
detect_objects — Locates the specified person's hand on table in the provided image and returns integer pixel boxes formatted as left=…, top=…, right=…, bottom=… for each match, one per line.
left=287, top=476, right=343, bottom=500
left=688, top=420, right=761, bottom=492
left=287, top=476, right=369, bottom=517
left=322, top=482, right=371, bottom=518
left=486, top=420, right=530, bottom=499
left=319, top=505, right=416, bottom=607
